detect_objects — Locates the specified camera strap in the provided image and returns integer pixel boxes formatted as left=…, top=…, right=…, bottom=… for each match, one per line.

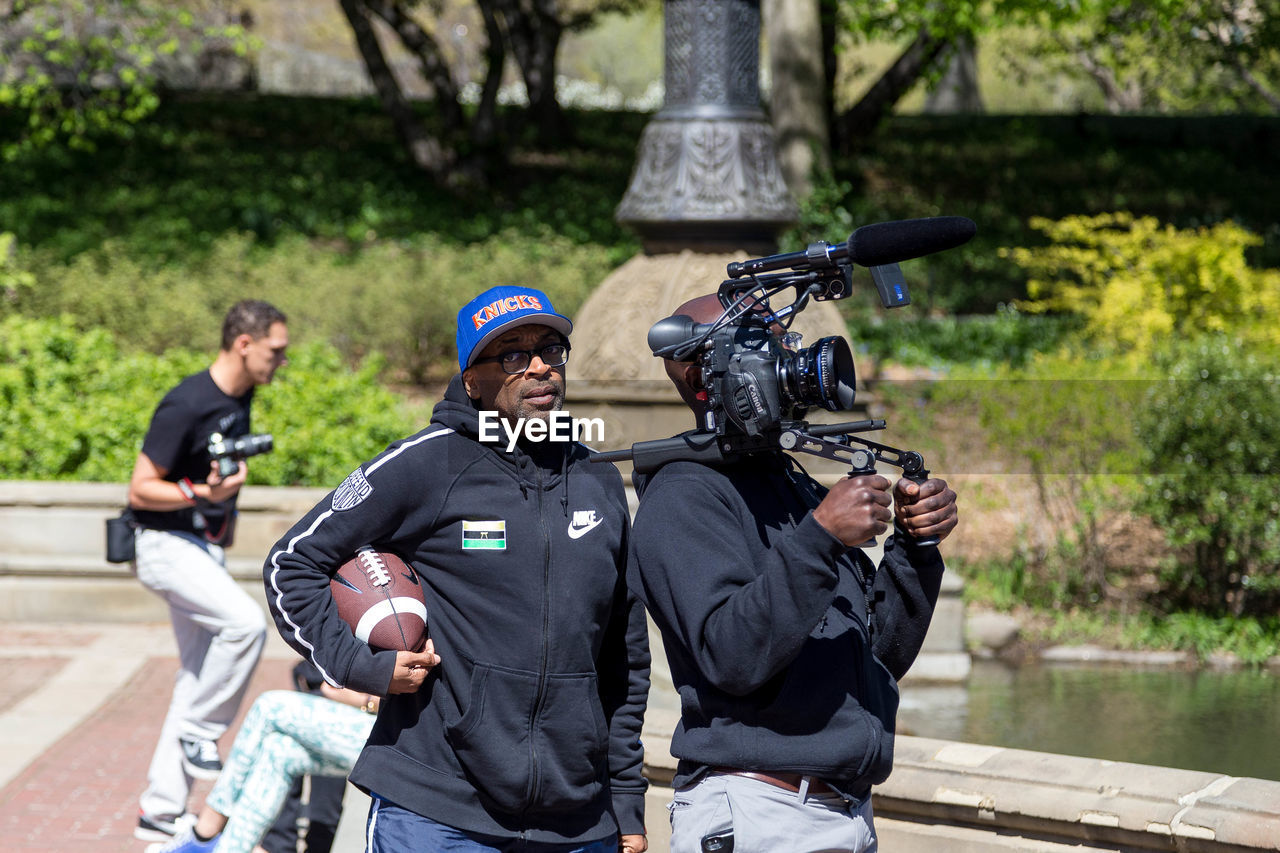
left=202, top=509, right=235, bottom=546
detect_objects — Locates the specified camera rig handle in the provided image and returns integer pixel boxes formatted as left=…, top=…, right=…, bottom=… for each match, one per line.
left=778, top=426, right=941, bottom=547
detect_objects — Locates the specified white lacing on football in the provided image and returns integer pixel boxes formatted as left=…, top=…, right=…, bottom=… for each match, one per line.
left=355, top=546, right=392, bottom=587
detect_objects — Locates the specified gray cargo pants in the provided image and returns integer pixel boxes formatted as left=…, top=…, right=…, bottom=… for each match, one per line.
left=668, top=773, right=876, bottom=853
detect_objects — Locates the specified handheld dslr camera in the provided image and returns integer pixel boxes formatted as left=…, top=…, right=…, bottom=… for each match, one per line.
left=208, top=432, right=274, bottom=477
left=594, top=216, right=976, bottom=542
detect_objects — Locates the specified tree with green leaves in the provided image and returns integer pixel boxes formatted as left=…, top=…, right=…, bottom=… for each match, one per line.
left=830, top=0, right=1278, bottom=150
left=1015, top=0, right=1280, bottom=113
left=831, top=0, right=984, bottom=147
left=0, top=0, right=252, bottom=160
left=336, top=0, right=648, bottom=186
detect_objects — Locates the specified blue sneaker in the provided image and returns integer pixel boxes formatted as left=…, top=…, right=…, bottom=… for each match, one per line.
left=145, top=825, right=219, bottom=853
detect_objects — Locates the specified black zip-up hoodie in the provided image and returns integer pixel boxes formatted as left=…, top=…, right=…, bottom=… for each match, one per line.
left=264, top=376, right=650, bottom=842
left=628, top=451, right=944, bottom=793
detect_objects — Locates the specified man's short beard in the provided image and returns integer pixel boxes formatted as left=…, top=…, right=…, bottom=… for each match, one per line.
left=515, top=390, right=565, bottom=422
left=501, top=378, right=565, bottom=423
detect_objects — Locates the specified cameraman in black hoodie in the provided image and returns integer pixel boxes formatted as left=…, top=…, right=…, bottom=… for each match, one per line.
left=629, top=295, right=958, bottom=853
left=264, top=286, right=650, bottom=853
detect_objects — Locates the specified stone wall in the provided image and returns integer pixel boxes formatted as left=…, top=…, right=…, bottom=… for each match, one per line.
left=0, top=480, right=328, bottom=622
left=0, top=479, right=968, bottom=671
left=874, top=737, right=1280, bottom=851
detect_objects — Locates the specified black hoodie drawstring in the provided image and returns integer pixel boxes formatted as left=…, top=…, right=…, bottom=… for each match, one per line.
left=560, top=448, right=570, bottom=517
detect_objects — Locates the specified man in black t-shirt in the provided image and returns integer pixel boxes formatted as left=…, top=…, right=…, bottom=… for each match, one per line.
left=128, top=300, right=289, bottom=844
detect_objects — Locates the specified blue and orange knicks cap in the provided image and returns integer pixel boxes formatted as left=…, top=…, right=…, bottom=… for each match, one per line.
left=456, top=286, right=573, bottom=372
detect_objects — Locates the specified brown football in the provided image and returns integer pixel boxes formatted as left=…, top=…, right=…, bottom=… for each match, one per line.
left=330, top=546, right=428, bottom=652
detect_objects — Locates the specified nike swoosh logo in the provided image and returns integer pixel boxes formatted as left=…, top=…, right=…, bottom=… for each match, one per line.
left=567, top=517, right=604, bottom=539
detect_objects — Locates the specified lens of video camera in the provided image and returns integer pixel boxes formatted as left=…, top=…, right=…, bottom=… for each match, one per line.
left=780, top=336, right=856, bottom=412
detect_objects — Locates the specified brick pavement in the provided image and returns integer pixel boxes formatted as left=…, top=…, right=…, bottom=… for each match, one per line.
left=0, top=623, right=673, bottom=853
left=0, top=625, right=298, bottom=852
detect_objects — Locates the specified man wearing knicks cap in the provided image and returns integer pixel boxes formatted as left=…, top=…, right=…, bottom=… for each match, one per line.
left=265, top=286, right=651, bottom=852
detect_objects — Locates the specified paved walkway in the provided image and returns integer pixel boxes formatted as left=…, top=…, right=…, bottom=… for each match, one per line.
left=0, top=622, right=372, bottom=852
left=0, top=622, right=671, bottom=853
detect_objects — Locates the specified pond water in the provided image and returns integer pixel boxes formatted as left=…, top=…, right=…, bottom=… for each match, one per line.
left=898, top=659, right=1280, bottom=782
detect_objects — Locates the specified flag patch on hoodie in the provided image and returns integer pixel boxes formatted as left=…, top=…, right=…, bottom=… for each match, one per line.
left=462, top=519, right=506, bottom=550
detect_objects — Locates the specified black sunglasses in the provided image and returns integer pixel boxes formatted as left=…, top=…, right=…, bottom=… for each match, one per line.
left=472, top=342, right=570, bottom=375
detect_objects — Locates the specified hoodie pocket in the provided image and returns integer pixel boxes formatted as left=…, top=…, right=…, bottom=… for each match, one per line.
left=446, top=663, right=608, bottom=815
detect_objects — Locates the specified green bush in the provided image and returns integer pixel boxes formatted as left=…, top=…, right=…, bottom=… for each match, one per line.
left=964, top=600, right=1280, bottom=665
left=845, top=305, right=1078, bottom=369
left=248, top=344, right=417, bottom=487
left=970, top=355, right=1142, bottom=607
left=881, top=352, right=1146, bottom=610
left=10, top=229, right=616, bottom=382
left=9, top=242, right=236, bottom=354
left=1134, top=336, right=1280, bottom=617
left=1131, top=612, right=1280, bottom=666
left=0, top=315, right=415, bottom=486
left=0, top=316, right=207, bottom=480
left=1007, top=213, right=1280, bottom=362
left=1, top=232, right=35, bottom=303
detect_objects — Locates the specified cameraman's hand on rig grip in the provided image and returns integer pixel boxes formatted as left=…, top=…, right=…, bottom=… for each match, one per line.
left=893, top=477, right=959, bottom=546
left=812, top=474, right=893, bottom=548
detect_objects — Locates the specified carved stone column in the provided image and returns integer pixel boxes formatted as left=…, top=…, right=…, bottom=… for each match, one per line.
left=615, top=0, right=798, bottom=254
left=571, top=0, right=851, bottom=454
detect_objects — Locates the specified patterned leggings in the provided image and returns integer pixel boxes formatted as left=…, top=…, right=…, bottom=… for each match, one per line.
left=206, top=690, right=373, bottom=853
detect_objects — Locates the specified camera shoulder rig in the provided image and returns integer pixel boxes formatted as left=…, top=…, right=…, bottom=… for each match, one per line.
left=592, top=215, right=973, bottom=549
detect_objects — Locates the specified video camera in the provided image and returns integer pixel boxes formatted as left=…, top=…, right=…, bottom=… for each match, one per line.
left=208, top=432, right=274, bottom=478
left=593, top=216, right=976, bottom=544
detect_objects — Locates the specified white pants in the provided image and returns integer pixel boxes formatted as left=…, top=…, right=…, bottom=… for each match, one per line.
left=134, top=528, right=267, bottom=822
left=669, top=773, right=877, bottom=853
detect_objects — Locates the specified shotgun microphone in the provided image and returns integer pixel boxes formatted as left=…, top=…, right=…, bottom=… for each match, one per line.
left=726, top=216, right=977, bottom=278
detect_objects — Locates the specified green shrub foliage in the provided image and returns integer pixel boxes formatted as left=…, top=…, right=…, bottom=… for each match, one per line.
left=1134, top=337, right=1280, bottom=617
left=846, top=305, right=1078, bottom=369
left=930, top=355, right=1144, bottom=608
left=0, top=316, right=209, bottom=480
left=1007, top=213, right=1280, bottom=362
left=248, top=344, right=416, bottom=488
left=8, top=230, right=614, bottom=384
left=0, top=232, right=35, bottom=302
left=0, top=315, right=414, bottom=486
